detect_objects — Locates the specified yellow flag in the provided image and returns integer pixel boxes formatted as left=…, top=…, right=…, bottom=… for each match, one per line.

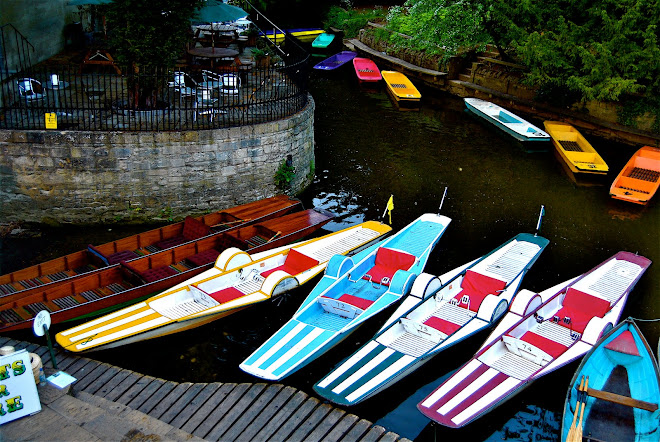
left=386, top=195, right=394, bottom=225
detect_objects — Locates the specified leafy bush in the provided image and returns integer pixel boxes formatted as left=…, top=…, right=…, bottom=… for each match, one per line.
left=323, top=6, right=387, bottom=38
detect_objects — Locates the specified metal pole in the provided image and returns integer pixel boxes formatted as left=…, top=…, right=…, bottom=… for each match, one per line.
left=43, top=324, right=58, bottom=369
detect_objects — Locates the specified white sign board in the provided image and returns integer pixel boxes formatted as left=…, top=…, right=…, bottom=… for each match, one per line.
left=0, top=350, right=41, bottom=425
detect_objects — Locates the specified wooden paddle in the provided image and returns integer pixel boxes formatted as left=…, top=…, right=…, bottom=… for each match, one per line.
left=266, top=231, right=281, bottom=243
left=566, top=376, right=585, bottom=442
left=573, top=376, right=589, bottom=442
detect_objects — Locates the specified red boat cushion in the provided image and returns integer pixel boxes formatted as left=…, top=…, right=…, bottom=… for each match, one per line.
left=424, top=316, right=462, bottom=336
left=605, top=330, right=640, bottom=356
left=140, top=265, right=177, bottom=283
left=187, top=249, right=220, bottom=267
left=338, top=294, right=374, bottom=310
left=555, top=288, right=610, bottom=333
left=454, top=270, right=507, bottom=312
left=363, top=248, right=416, bottom=286
left=182, top=216, right=212, bottom=241
left=154, top=235, right=188, bottom=250
left=106, top=249, right=139, bottom=265
left=519, top=331, right=568, bottom=358
left=208, top=287, right=244, bottom=304
left=261, top=249, right=319, bottom=278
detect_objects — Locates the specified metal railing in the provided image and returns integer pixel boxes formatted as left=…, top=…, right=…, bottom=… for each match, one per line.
left=0, top=51, right=309, bottom=132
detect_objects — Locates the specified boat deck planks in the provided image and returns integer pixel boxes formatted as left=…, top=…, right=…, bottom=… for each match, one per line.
left=0, top=336, right=412, bottom=441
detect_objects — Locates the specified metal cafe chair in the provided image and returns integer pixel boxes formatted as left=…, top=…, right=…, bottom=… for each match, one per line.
left=16, top=78, right=46, bottom=104
left=169, top=71, right=198, bottom=100
left=200, top=70, right=223, bottom=90
left=220, top=74, right=240, bottom=95
left=194, top=87, right=225, bottom=122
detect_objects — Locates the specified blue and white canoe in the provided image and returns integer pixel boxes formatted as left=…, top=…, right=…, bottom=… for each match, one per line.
left=562, top=318, right=659, bottom=441
left=465, top=98, right=550, bottom=143
left=313, top=232, right=549, bottom=406
left=239, top=212, right=452, bottom=381
left=418, top=251, right=651, bottom=428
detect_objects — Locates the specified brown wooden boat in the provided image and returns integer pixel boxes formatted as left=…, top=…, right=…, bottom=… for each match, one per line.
left=0, top=195, right=301, bottom=301
left=0, top=208, right=334, bottom=332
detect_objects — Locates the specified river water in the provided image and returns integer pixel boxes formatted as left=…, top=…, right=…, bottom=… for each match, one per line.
left=2, top=66, right=658, bottom=441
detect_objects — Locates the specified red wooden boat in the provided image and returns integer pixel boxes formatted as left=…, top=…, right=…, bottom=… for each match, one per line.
left=0, top=196, right=301, bottom=302
left=0, top=208, right=334, bottom=332
left=353, top=57, right=382, bottom=83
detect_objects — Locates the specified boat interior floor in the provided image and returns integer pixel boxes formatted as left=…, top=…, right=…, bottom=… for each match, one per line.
left=583, top=365, right=636, bottom=441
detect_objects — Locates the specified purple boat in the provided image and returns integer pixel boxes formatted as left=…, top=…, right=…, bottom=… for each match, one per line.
left=313, top=51, right=357, bottom=71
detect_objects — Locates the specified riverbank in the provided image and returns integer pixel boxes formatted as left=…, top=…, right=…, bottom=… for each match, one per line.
left=346, top=31, right=660, bottom=148
left=0, top=335, right=411, bottom=441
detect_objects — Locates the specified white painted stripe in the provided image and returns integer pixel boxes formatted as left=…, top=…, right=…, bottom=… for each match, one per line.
left=75, top=316, right=170, bottom=350
left=438, top=368, right=499, bottom=415
left=420, top=359, right=482, bottom=408
left=69, top=308, right=157, bottom=340
left=451, top=376, right=521, bottom=426
left=251, top=322, right=307, bottom=368
left=60, top=302, right=148, bottom=336
left=345, top=354, right=415, bottom=402
left=332, top=348, right=394, bottom=394
left=317, top=341, right=379, bottom=388
left=267, top=327, right=326, bottom=373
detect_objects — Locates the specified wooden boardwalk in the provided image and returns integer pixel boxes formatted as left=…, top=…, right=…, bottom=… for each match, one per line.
left=0, top=336, right=411, bottom=441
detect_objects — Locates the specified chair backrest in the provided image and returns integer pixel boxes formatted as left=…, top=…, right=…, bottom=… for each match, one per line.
left=173, top=72, right=187, bottom=87
left=221, top=74, right=240, bottom=92
left=17, top=78, right=42, bottom=97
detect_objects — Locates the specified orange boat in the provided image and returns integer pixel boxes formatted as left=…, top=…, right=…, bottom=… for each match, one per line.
left=610, top=146, right=660, bottom=205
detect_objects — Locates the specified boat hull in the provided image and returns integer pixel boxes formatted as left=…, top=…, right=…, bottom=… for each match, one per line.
left=561, top=319, right=660, bottom=441
left=313, top=51, right=357, bottom=71
left=353, top=58, right=382, bottom=83
left=382, top=71, right=421, bottom=104
left=610, top=145, right=660, bottom=205
left=465, top=98, right=549, bottom=142
left=544, top=121, right=608, bottom=175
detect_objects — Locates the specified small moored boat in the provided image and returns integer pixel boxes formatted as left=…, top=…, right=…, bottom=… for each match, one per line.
left=313, top=51, right=357, bottom=71
left=0, top=196, right=301, bottom=302
left=353, top=58, right=382, bottom=83
left=264, top=28, right=325, bottom=44
left=0, top=209, right=334, bottom=332
left=417, top=251, right=651, bottom=428
left=465, top=98, right=550, bottom=143
left=312, top=32, right=335, bottom=49
left=314, top=226, right=549, bottom=406
left=240, top=211, right=451, bottom=381
left=55, top=221, right=392, bottom=353
left=610, top=145, right=660, bottom=205
left=382, top=71, right=421, bottom=105
left=544, top=121, right=608, bottom=175
left=561, top=318, right=659, bottom=442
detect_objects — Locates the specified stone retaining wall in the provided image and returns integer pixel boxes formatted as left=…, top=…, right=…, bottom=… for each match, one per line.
left=0, top=97, right=315, bottom=224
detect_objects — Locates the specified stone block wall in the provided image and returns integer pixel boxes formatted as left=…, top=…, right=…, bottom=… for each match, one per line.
left=0, top=98, right=315, bottom=224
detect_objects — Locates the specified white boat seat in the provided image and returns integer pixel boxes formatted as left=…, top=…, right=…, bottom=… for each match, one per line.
left=400, top=317, right=446, bottom=343
left=501, top=334, right=553, bottom=366
left=318, top=293, right=374, bottom=319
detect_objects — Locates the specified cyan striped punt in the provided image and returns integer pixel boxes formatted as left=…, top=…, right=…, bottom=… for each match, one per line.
left=315, top=340, right=415, bottom=405
left=241, top=319, right=337, bottom=379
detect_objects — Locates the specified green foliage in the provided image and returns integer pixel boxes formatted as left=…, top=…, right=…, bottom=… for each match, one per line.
left=385, top=0, right=492, bottom=63
left=274, top=159, right=295, bottom=190
left=323, top=6, right=387, bottom=38
left=106, top=0, right=202, bottom=69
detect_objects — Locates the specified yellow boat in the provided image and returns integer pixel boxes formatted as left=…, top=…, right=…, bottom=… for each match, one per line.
left=382, top=71, right=421, bottom=105
left=55, top=221, right=391, bottom=353
left=543, top=121, right=609, bottom=175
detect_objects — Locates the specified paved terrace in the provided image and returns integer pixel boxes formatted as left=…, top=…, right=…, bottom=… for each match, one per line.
left=0, top=336, right=411, bottom=442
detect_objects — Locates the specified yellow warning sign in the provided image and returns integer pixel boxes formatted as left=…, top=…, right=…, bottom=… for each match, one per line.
left=45, top=113, right=57, bottom=129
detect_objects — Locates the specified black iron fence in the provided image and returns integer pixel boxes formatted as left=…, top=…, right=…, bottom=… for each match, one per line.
left=0, top=50, right=309, bottom=132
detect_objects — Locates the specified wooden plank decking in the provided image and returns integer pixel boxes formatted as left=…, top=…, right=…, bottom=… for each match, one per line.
left=0, top=336, right=412, bottom=441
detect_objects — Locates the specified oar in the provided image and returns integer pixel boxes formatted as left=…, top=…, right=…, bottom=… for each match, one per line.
left=210, top=218, right=250, bottom=228
left=266, top=231, right=281, bottom=243
left=573, top=376, right=589, bottom=442
left=566, top=376, right=585, bottom=442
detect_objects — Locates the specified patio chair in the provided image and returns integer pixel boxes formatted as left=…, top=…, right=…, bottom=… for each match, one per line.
left=169, top=71, right=197, bottom=99
left=220, top=74, right=240, bottom=95
left=194, top=87, right=226, bottom=122
left=200, top=70, right=223, bottom=89
left=17, top=78, right=46, bottom=104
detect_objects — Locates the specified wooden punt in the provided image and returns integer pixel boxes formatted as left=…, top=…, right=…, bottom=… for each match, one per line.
left=610, top=145, right=660, bottom=205
left=56, top=221, right=392, bottom=353
left=561, top=318, right=659, bottom=442
left=382, top=71, right=421, bottom=108
left=0, top=196, right=301, bottom=301
left=543, top=121, right=609, bottom=175
left=0, top=209, right=334, bottom=332
left=353, top=58, right=382, bottom=83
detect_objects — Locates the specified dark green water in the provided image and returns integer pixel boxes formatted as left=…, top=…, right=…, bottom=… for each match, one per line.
left=2, top=67, right=658, bottom=441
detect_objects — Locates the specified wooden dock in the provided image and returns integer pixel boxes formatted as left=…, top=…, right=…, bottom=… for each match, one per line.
left=0, top=336, right=412, bottom=441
